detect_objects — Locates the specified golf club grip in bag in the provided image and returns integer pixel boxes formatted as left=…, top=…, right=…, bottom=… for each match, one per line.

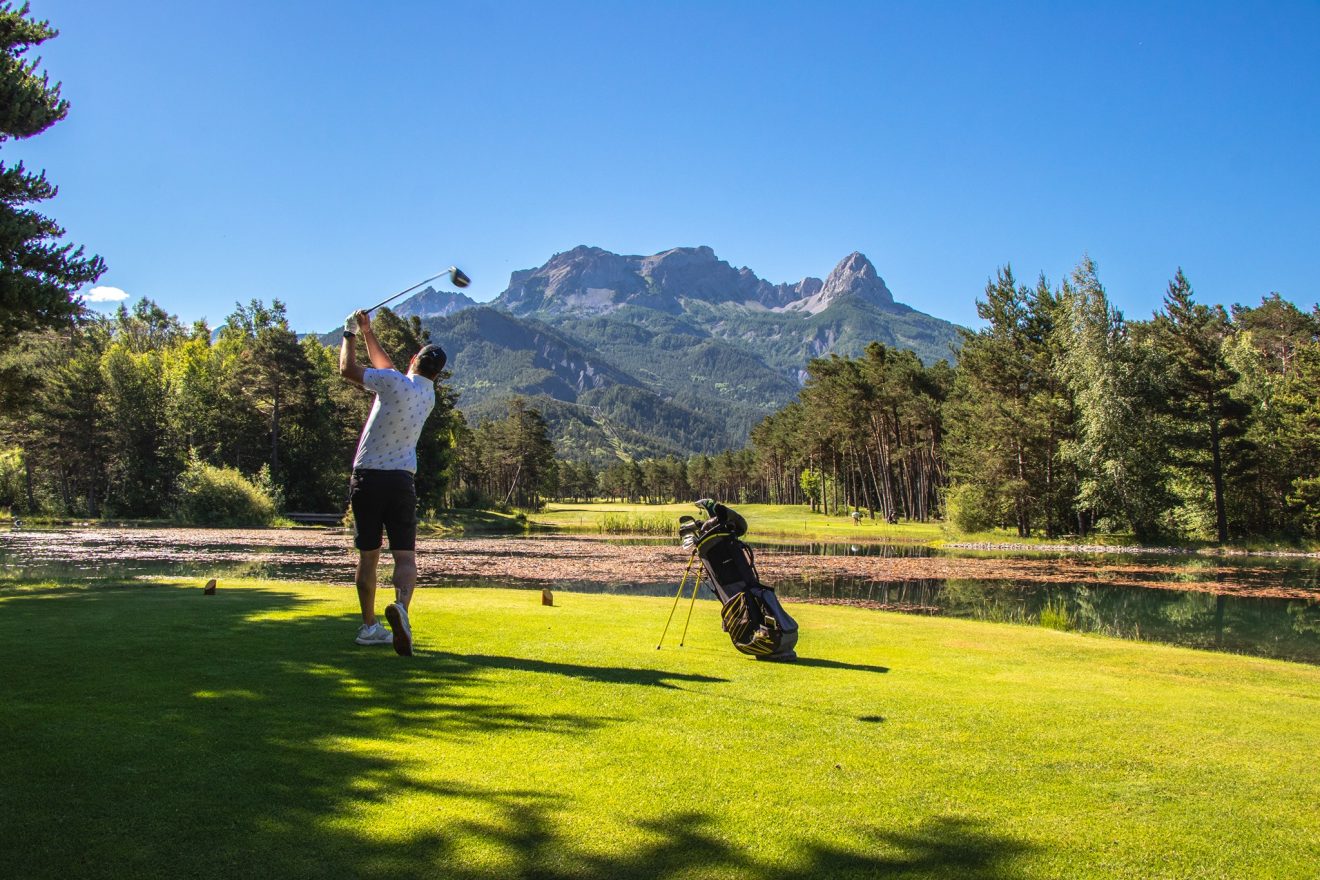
left=692, top=513, right=798, bottom=661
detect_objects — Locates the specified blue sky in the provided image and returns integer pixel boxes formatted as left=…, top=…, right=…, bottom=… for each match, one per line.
left=10, top=0, right=1319, bottom=331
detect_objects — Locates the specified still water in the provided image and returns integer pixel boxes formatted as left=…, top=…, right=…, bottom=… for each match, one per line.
left=2, top=526, right=1317, bottom=664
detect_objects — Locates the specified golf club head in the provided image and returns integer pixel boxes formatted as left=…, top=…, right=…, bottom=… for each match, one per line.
left=449, top=266, right=471, bottom=288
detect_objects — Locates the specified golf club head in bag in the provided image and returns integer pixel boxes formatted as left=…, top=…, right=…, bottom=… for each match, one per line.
left=687, top=500, right=798, bottom=661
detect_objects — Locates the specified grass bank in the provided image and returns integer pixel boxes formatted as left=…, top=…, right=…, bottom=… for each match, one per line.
left=2, top=578, right=1316, bottom=879
left=527, top=502, right=944, bottom=542
left=525, top=502, right=1320, bottom=555
left=421, top=507, right=529, bottom=535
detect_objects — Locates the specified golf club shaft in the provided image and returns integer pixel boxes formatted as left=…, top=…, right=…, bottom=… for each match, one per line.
left=365, top=271, right=449, bottom=315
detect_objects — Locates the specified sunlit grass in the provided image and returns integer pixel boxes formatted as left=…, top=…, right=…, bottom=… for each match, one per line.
left=2, top=578, right=1317, bottom=879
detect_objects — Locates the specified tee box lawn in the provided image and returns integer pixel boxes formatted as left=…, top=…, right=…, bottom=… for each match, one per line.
left=2, top=578, right=1317, bottom=879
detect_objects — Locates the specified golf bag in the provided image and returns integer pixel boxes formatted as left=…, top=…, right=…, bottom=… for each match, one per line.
left=680, top=500, right=798, bottom=661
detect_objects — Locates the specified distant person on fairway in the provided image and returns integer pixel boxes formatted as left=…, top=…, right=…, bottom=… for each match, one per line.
left=339, top=309, right=446, bottom=656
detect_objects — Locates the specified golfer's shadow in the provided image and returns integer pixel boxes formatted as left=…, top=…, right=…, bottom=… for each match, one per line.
left=436, top=652, right=729, bottom=690
left=790, top=657, right=890, bottom=674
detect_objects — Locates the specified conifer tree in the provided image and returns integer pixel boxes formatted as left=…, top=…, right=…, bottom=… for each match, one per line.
left=944, top=267, right=1073, bottom=536
left=1149, top=270, right=1253, bottom=543
left=0, top=2, right=104, bottom=334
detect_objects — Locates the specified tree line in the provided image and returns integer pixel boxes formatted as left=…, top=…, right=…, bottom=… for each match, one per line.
left=0, top=295, right=663, bottom=519
left=747, top=258, right=1320, bottom=543
left=1, top=301, right=456, bottom=516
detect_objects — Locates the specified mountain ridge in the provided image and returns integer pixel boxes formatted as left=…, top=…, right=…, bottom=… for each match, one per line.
left=379, top=246, right=963, bottom=463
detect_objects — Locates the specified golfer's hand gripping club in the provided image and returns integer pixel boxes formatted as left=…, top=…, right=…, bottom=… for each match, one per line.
left=344, top=310, right=370, bottom=336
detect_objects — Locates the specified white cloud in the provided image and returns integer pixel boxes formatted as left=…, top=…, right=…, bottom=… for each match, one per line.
left=82, top=286, right=130, bottom=303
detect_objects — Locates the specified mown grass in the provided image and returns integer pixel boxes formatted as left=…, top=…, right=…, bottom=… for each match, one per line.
left=2, top=578, right=1317, bottom=879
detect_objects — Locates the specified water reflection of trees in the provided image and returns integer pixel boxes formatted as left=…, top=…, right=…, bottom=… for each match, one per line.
left=780, top=575, right=1320, bottom=664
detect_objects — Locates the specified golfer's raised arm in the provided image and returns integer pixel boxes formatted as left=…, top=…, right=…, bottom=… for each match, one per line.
left=358, top=311, right=395, bottom=371
left=339, top=314, right=366, bottom=386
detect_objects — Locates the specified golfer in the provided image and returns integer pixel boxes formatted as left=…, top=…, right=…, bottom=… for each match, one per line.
left=339, top=309, right=446, bottom=656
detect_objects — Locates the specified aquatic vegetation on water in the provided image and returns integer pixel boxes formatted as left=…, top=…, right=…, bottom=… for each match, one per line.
left=1038, top=597, right=1076, bottom=632
left=597, top=513, right=675, bottom=535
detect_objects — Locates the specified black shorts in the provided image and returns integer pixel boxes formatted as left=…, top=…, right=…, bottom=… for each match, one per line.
left=348, top=470, right=417, bottom=552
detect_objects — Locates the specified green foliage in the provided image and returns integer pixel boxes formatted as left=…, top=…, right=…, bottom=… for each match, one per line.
left=943, top=483, right=1000, bottom=533
left=1286, top=477, right=1320, bottom=538
left=0, top=298, right=459, bottom=520
left=100, top=338, right=174, bottom=515
left=798, top=467, right=821, bottom=508
left=0, top=445, right=24, bottom=511
left=1147, top=270, right=1254, bottom=543
left=463, top=398, right=557, bottom=511
left=1238, top=319, right=1320, bottom=538
left=945, top=266, right=1076, bottom=537
left=173, top=453, right=276, bottom=526
left=1056, top=258, right=1172, bottom=540
left=16, top=325, right=110, bottom=514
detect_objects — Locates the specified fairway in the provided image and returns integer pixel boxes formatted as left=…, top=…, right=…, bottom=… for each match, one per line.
left=2, top=580, right=1318, bottom=879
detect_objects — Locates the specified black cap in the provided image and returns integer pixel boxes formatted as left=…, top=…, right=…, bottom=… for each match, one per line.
left=415, top=343, right=447, bottom=376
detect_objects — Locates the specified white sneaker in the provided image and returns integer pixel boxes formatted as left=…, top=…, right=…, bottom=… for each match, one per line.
left=355, top=621, right=392, bottom=646
left=385, top=602, right=412, bottom=656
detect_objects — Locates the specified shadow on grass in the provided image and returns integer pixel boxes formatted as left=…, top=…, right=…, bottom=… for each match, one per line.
left=0, top=581, right=1030, bottom=880
left=326, top=792, right=1030, bottom=880
left=440, top=652, right=728, bottom=689
left=792, top=657, right=890, bottom=674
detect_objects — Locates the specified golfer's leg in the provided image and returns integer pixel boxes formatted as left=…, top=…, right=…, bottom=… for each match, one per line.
left=391, top=550, right=417, bottom=610
left=356, top=549, right=380, bottom=624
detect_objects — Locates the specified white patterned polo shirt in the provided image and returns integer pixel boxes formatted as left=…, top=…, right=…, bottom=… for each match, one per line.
left=352, top=368, right=435, bottom=473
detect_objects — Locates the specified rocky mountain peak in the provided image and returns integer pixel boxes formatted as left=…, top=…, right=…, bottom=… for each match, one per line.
left=818, top=252, right=894, bottom=306
left=396, top=246, right=899, bottom=320
left=391, top=285, right=478, bottom=319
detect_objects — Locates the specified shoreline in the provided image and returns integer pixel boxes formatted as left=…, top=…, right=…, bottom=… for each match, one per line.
left=941, top=540, right=1320, bottom=560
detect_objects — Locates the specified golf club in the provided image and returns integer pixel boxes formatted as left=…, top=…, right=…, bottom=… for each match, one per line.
left=365, top=266, right=470, bottom=315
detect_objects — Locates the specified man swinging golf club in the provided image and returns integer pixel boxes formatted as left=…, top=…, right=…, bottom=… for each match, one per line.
left=339, top=308, right=446, bottom=656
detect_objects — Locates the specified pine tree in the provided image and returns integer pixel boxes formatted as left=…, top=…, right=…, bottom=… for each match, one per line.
left=944, top=266, right=1074, bottom=536
left=0, top=3, right=104, bottom=334
left=1149, top=270, right=1253, bottom=543
left=1227, top=294, right=1320, bottom=533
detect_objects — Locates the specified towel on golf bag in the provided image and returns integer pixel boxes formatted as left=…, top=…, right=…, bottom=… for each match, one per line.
left=688, top=500, right=798, bottom=660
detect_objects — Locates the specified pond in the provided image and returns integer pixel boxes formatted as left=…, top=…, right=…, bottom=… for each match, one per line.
left=2, top=526, right=1318, bottom=664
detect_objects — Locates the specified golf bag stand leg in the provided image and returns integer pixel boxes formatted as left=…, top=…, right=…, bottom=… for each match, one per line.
left=657, top=554, right=699, bottom=650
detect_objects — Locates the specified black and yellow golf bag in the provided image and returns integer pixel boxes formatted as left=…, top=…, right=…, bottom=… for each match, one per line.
left=680, top=500, right=799, bottom=661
